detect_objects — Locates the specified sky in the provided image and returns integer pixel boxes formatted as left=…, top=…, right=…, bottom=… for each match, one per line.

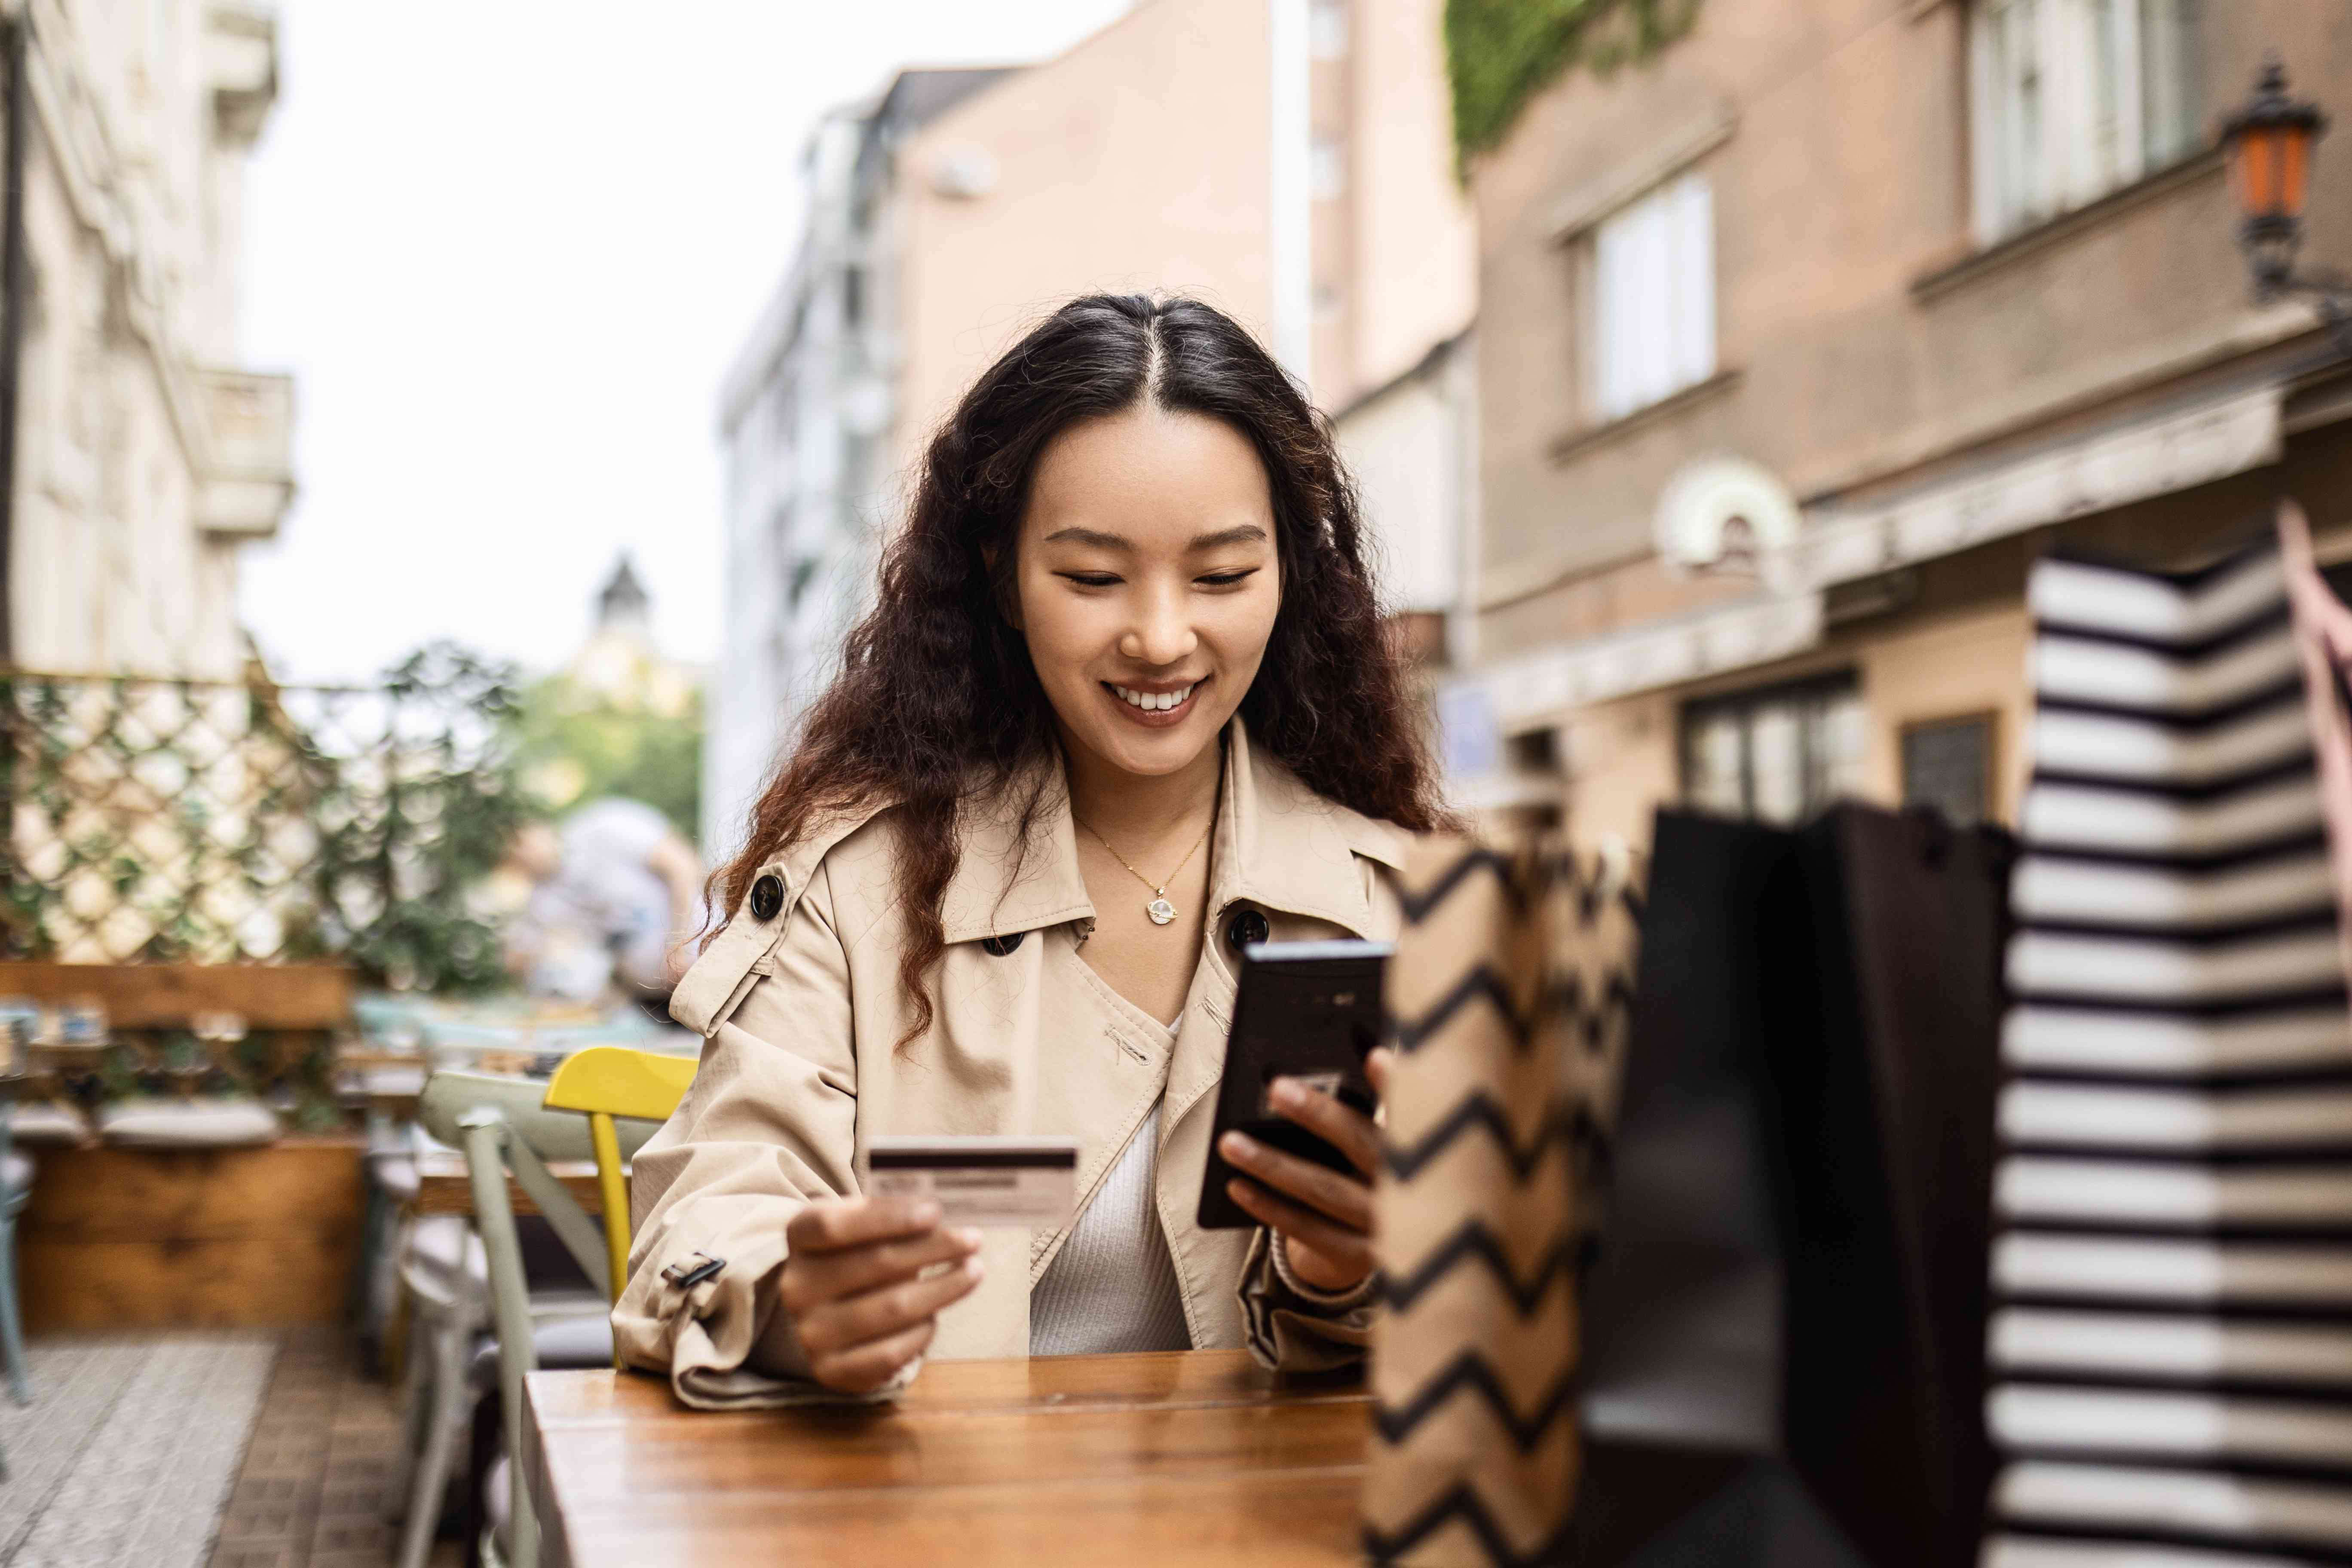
left=235, top=0, right=1133, bottom=685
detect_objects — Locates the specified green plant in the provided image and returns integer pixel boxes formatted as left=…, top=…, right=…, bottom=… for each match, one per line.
left=1444, top=0, right=1703, bottom=178
left=312, top=641, right=540, bottom=993
left=511, top=674, right=703, bottom=839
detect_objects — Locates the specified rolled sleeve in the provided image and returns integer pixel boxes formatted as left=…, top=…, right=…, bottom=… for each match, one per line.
left=613, top=861, right=900, bottom=1407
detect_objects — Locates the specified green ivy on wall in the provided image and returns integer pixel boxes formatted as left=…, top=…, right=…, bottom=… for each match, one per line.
left=1444, top=0, right=1703, bottom=178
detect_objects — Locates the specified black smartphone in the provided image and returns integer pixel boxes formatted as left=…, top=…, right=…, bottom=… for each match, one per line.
left=1195, top=938, right=1391, bottom=1231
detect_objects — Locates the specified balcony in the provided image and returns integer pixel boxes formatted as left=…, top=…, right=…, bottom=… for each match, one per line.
left=195, top=366, right=295, bottom=539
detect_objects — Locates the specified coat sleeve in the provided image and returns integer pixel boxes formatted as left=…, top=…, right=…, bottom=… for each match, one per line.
left=1237, top=1225, right=1377, bottom=1372
left=612, top=859, right=910, bottom=1407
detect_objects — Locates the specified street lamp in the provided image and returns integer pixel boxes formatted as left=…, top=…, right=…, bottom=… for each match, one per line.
left=2221, top=56, right=2349, bottom=349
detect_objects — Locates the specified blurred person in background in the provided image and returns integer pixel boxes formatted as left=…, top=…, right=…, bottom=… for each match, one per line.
left=616, top=294, right=1453, bottom=1408
left=500, top=798, right=706, bottom=1007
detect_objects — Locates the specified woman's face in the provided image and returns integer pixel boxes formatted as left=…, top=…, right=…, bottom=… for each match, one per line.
left=1012, top=403, right=1281, bottom=780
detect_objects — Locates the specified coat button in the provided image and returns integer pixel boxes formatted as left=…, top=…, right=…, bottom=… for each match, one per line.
left=1224, top=907, right=1269, bottom=955
left=980, top=931, right=1025, bottom=956
left=749, top=874, right=784, bottom=922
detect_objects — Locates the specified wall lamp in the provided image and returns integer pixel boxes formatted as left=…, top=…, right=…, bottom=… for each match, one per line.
left=2222, top=56, right=2350, bottom=353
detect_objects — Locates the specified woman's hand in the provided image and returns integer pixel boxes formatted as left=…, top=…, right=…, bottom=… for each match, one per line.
left=776, top=1195, right=984, bottom=1394
left=1218, top=1046, right=1393, bottom=1295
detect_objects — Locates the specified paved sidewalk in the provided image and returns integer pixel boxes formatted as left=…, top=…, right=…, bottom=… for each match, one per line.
left=0, top=1332, right=277, bottom=1568
left=204, top=1328, right=460, bottom=1568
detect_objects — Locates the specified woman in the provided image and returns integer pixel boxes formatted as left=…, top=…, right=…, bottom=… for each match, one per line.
left=617, top=294, right=1450, bottom=1406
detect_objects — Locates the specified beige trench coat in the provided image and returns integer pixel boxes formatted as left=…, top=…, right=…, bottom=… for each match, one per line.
left=615, top=720, right=1409, bottom=1407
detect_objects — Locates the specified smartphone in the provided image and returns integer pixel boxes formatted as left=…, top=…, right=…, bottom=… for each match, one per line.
left=1195, top=938, right=1391, bottom=1231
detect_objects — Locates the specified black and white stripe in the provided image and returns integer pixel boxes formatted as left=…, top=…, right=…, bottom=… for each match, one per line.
left=1990, top=541, right=2352, bottom=1568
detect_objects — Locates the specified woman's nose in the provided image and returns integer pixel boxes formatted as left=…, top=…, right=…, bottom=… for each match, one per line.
left=1118, top=590, right=1197, bottom=667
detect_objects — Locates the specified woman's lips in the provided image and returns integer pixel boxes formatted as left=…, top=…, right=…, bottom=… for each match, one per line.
left=1102, top=677, right=1205, bottom=729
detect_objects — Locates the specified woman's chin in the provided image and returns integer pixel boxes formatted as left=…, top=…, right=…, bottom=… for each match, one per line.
left=1072, top=711, right=1222, bottom=779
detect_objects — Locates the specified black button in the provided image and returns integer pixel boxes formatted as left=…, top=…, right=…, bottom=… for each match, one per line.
left=980, top=931, right=1026, bottom=956
left=749, top=874, right=784, bottom=922
left=1224, top=907, right=1269, bottom=954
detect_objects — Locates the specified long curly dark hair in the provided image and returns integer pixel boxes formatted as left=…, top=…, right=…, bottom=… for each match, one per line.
left=715, top=293, right=1450, bottom=1038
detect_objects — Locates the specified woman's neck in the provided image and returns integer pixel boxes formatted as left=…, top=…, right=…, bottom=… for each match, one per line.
left=1060, top=728, right=1223, bottom=848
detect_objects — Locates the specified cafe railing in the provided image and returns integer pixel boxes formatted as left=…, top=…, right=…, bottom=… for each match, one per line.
left=0, top=647, right=528, bottom=989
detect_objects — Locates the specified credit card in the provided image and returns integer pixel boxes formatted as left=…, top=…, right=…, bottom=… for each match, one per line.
left=861, top=1135, right=1080, bottom=1229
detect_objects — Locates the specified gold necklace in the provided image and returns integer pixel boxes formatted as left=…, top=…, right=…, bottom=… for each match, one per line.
left=1075, top=815, right=1213, bottom=926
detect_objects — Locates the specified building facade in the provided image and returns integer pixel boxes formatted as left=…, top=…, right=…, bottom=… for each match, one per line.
left=1449, top=0, right=2352, bottom=848
left=708, top=73, right=1010, bottom=854
left=5, top=0, right=294, bottom=679
left=708, top=0, right=1474, bottom=856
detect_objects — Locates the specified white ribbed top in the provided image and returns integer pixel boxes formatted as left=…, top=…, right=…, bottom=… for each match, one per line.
left=1028, top=1019, right=1192, bottom=1356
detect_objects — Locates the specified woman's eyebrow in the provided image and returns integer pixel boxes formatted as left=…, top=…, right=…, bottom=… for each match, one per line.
left=1041, top=526, right=1131, bottom=550
left=1039, top=524, right=1268, bottom=551
left=1188, top=524, right=1269, bottom=551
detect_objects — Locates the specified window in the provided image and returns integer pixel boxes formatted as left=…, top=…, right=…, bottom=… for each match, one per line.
left=1902, top=714, right=1996, bottom=827
left=1681, top=674, right=1865, bottom=826
left=1590, top=172, right=1715, bottom=424
left=1971, top=0, right=2202, bottom=243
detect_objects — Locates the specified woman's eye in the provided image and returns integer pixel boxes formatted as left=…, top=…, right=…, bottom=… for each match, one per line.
left=1058, top=572, right=1121, bottom=589
left=1197, top=570, right=1259, bottom=588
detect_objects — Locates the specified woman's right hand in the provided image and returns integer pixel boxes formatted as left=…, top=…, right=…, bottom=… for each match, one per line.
left=776, top=1195, right=985, bottom=1394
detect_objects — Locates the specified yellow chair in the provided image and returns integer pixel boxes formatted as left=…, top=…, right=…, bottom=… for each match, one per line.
left=539, top=1046, right=698, bottom=1316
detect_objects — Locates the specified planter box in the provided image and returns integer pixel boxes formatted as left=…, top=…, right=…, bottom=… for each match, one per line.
left=0, top=960, right=356, bottom=1029
left=17, top=1135, right=366, bottom=1331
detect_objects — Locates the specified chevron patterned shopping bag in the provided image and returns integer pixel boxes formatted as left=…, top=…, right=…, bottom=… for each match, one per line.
left=1363, top=836, right=1642, bottom=1567
left=1572, top=805, right=2014, bottom=1568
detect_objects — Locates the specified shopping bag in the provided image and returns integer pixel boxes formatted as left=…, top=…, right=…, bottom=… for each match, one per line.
left=1572, top=802, right=2014, bottom=1568
left=1983, top=518, right=2352, bottom=1562
left=1363, top=836, right=1642, bottom=1567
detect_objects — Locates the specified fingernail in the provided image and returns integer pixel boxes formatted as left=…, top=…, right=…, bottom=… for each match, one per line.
left=952, top=1226, right=983, bottom=1250
left=1268, top=1079, right=1299, bottom=1108
left=1221, top=1130, right=1253, bottom=1160
left=964, top=1255, right=985, bottom=1280
left=911, top=1199, right=942, bottom=1227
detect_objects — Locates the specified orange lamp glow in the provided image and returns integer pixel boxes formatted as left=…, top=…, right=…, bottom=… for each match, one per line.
left=2222, top=58, right=2328, bottom=294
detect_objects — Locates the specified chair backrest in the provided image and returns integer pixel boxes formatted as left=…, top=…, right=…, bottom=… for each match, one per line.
left=542, top=1045, right=697, bottom=1124
left=418, top=1070, right=597, bottom=1164
left=539, top=1047, right=697, bottom=1312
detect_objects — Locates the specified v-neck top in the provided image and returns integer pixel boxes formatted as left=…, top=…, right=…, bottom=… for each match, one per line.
left=1028, top=1015, right=1192, bottom=1356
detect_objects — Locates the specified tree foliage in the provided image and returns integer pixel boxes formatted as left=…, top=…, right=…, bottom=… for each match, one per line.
left=317, top=641, right=536, bottom=994
left=1444, top=0, right=1703, bottom=178
left=512, top=675, right=702, bottom=841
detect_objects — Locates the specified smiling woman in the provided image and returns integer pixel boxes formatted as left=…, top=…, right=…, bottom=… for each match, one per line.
left=614, top=294, right=1451, bottom=1409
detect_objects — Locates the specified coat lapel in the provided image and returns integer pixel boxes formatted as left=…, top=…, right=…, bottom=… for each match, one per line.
left=938, top=760, right=1096, bottom=945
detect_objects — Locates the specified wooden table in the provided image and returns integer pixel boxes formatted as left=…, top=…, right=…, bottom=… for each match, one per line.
left=523, top=1350, right=1371, bottom=1566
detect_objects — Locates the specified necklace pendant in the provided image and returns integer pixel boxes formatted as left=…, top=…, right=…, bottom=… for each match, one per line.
left=1146, top=896, right=1177, bottom=926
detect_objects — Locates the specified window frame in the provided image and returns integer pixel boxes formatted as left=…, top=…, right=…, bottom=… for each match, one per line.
left=1677, top=669, right=1864, bottom=826
left=1579, top=168, right=1718, bottom=428
left=1968, top=0, right=2204, bottom=246
left=1899, top=710, right=2000, bottom=828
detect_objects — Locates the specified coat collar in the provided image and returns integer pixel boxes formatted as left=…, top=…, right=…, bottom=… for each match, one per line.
left=934, top=718, right=1407, bottom=945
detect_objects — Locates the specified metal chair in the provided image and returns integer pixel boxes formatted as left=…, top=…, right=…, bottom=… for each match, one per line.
left=417, top=1062, right=684, bottom=1568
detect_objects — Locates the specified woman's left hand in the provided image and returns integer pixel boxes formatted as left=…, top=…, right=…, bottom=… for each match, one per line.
left=1219, top=1046, right=1393, bottom=1294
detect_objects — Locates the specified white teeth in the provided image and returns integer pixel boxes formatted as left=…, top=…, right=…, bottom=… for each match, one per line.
left=1113, top=683, right=1194, bottom=712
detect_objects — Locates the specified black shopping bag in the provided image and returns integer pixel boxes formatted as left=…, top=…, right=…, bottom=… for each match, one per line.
left=1569, top=803, right=2015, bottom=1568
